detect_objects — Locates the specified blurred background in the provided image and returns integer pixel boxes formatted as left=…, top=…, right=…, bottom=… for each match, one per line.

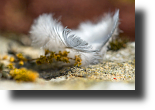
left=0, top=0, right=135, bottom=42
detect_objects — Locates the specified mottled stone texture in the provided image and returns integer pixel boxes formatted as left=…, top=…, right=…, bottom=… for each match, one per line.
left=0, top=0, right=135, bottom=41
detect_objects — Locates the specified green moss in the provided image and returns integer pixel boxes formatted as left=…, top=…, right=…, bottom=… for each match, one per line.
left=109, top=38, right=128, bottom=51
left=0, top=63, right=4, bottom=71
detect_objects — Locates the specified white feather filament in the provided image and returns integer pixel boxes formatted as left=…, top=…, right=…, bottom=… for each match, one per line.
left=30, top=10, right=119, bottom=66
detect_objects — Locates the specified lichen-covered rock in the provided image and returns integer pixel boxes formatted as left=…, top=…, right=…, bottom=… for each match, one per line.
left=0, top=36, right=135, bottom=90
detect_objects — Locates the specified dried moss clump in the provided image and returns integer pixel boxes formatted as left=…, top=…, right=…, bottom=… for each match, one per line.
left=109, top=38, right=128, bottom=51
left=36, top=50, right=82, bottom=66
left=7, top=63, right=15, bottom=69
left=0, top=63, right=4, bottom=71
left=10, top=68, right=39, bottom=82
left=74, top=55, right=82, bottom=66
left=16, top=53, right=27, bottom=61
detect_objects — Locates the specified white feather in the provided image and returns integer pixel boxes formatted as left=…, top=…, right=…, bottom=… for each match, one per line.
left=72, top=10, right=119, bottom=50
left=30, top=10, right=119, bottom=66
left=30, top=14, right=65, bottom=52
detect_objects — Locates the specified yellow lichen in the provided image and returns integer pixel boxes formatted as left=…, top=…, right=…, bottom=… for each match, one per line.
left=36, top=50, right=74, bottom=65
left=7, top=63, right=14, bottom=69
left=74, top=55, right=82, bottom=67
left=45, top=49, right=50, bottom=55
left=19, top=61, right=24, bottom=66
left=9, top=68, right=39, bottom=82
left=54, top=54, right=61, bottom=61
left=9, top=56, right=15, bottom=62
left=16, top=53, right=26, bottom=61
left=62, top=51, right=69, bottom=57
left=62, top=57, right=70, bottom=63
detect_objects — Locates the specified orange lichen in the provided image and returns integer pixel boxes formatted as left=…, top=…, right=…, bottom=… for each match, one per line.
left=9, top=68, right=39, bottom=82
left=2, top=55, right=8, bottom=60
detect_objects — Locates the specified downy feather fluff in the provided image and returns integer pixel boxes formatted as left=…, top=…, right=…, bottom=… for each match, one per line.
left=30, top=10, right=119, bottom=66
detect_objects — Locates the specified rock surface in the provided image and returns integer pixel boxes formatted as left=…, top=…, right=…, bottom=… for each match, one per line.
left=0, top=36, right=135, bottom=90
left=0, top=79, right=135, bottom=90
